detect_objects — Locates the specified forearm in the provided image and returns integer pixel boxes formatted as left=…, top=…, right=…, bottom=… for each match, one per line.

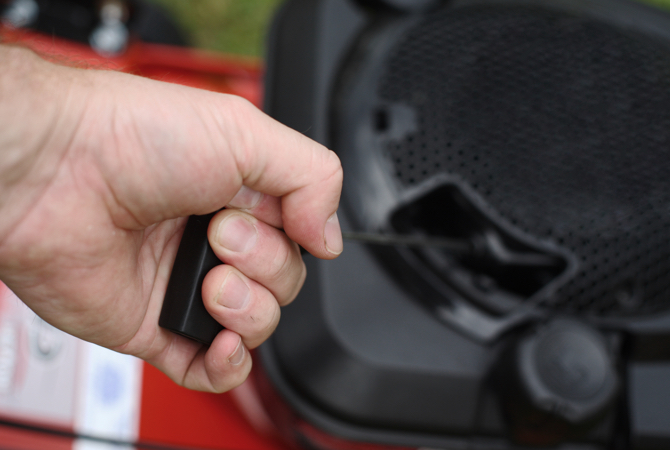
left=0, top=45, right=82, bottom=243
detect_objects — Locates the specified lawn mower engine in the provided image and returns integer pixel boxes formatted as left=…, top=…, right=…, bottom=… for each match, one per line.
left=250, top=0, right=670, bottom=449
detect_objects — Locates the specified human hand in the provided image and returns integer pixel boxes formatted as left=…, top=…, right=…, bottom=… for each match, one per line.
left=0, top=46, right=343, bottom=392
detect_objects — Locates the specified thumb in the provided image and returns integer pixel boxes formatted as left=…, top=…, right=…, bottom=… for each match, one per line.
left=87, top=70, right=343, bottom=259
left=221, top=96, right=344, bottom=259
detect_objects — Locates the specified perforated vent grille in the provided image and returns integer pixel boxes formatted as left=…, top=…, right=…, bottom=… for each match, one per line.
left=377, top=7, right=670, bottom=316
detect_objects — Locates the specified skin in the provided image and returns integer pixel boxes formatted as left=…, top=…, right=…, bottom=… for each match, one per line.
left=0, top=45, right=343, bottom=393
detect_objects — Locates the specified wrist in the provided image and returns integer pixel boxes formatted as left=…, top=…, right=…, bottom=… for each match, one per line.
left=0, top=45, right=84, bottom=243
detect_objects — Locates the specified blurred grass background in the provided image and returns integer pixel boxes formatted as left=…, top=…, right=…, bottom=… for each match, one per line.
left=641, top=0, right=670, bottom=12
left=147, top=0, right=282, bottom=57
left=148, top=0, right=670, bottom=58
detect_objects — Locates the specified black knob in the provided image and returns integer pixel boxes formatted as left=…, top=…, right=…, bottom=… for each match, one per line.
left=495, top=319, right=619, bottom=445
left=159, top=213, right=223, bottom=345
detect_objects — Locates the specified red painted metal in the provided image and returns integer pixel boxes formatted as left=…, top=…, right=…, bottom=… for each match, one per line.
left=0, top=423, right=73, bottom=450
left=140, top=364, right=291, bottom=450
left=0, top=26, right=263, bottom=107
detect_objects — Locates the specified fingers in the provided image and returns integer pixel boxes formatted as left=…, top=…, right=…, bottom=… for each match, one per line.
left=161, top=202, right=303, bottom=392
left=148, top=196, right=300, bottom=393
left=147, top=204, right=300, bottom=392
left=194, top=330, right=251, bottom=392
left=201, top=265, right=281, bottom=349
left=149, top=329, right=252, bottom=393
left=227, top=185, right=283, bottom=229
left=223, top=98, right=343, bottom=259
left=207, top=209, right=306, bottom=305
left=88, top=73, right=343, bottom=258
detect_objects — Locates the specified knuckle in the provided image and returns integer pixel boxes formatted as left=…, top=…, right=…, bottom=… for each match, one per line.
left=255, top=302, right=281, bottom=348
left=247, top=302, right=280, bottom=350
left=282, top=257, right=306, bottom=306
left=267, top=238, right=299, bottom=290
left=213, top=360, right=252, bottom=393
left=262, top=303, right=281, bottom=337
left=326, top=149, right=344, bottom=181
left=318, top=149, right=343, bottom=191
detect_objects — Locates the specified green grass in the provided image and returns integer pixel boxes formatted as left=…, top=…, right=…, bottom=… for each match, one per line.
left=640, top=0, right=670, bottom=9
left=149, top=0, right=670, bottom=57
left=147, top=0, right=282, bottom=57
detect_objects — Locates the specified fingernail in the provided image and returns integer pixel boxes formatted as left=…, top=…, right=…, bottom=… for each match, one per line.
left=324, top=212, right=343, bottom=256
left=217, top=272, right=250, bottom=310
left=228, top=337, right=245, bottom=366
left=228, top=186, right=262, bottom=209
left=217, top=215, right=258, bottom=253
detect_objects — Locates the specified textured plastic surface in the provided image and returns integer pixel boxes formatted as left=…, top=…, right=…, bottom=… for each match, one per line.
left=257, top=0, right=670, bottom=448
left=370, top=4, right=670, bottom=317
left=494, top=319, right=618, bottom=445
left=159, top=213, right=222, bottom=345
left=629, top=363, right=670, bottom=450
left=262, top=237, right=497, bottom=444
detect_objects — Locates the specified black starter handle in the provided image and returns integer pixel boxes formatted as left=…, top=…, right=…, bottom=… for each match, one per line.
left=159, top=213, right=223, bottom=345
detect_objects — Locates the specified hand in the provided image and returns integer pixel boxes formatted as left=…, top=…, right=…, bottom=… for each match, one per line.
left=0, top=45, right=343, bottom=392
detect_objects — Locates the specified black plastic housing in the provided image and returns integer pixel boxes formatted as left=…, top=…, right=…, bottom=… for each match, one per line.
left=257, top=0, right=670, bottom=449
left=159, top=213, right=222, bottom=345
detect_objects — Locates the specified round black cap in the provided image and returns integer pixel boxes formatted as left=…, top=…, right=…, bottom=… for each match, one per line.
left=517, top=319, right=618, bottom=423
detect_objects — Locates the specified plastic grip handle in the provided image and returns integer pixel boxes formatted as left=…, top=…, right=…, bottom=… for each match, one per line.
left=159, top=213, right=223, bottom=345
